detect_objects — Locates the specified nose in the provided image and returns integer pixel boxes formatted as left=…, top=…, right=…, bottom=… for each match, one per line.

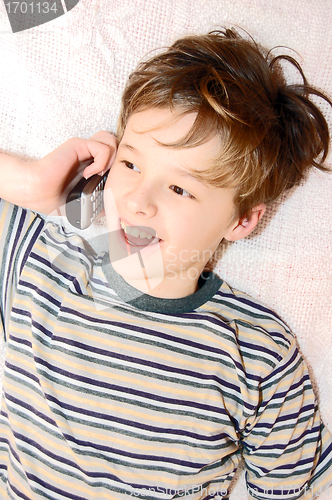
left=123, top=181, right=157, bottom=218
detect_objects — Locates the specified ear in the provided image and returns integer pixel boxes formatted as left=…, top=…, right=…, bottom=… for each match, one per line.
left=224, top=203, right=266, bottom=242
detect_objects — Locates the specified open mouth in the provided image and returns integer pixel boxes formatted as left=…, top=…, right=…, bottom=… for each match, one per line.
left=120, top=219, right=160, bottom=247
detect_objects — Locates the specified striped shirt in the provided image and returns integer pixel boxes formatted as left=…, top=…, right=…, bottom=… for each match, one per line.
left=0, top=199, right=332, bottom=500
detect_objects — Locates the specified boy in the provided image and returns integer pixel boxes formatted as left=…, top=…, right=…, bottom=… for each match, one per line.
left=0, top=28, right=332, bottom=500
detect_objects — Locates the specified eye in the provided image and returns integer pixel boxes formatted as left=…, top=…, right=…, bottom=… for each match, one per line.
left=122, top=161, right=140, bottom=172
left=170, top=185, right=194, bottom=199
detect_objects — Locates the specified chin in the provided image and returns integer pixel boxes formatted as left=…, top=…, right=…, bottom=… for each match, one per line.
left=111, top=244, right=165, bottom=293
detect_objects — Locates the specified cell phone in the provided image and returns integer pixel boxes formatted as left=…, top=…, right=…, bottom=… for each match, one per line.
left=66, top=171, right=109, bottom=230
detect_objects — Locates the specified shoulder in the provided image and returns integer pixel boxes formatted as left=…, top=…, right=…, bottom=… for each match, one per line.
left=0, top=202, right=100, bottom=294
left=0, top=198, right=42, bottom=241
left=202, top=278, right=295, bottom=375
left=30, top=217, right=101, bottom=287
left=0, top=199, right=44, bottom=276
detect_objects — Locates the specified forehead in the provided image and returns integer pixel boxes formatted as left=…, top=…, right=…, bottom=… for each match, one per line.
left=126, top=108, right=196, bottom=139
left=120, top=108, right=221, bottom=172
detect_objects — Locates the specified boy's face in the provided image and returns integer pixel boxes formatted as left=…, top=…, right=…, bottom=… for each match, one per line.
left=104, top=108, right=240, bottom=299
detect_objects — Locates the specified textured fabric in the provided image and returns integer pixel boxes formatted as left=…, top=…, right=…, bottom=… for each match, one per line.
left=1, top=199, right=332, bottom=500
left=0, top=1, right=331, bottom=498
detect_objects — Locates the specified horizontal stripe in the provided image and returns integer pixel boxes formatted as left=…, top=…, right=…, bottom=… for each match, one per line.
left=0, top=200, right=332, bottom=499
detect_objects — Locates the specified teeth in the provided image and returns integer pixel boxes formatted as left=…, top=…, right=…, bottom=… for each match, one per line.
left=120, top=220, right=154, bottom=240
left=140, top=231, right=153, bottom=239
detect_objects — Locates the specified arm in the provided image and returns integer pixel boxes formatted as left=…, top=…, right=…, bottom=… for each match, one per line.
left=0, top=131, right=117, bottom=215
left=242, top=339, right=332, bottom=500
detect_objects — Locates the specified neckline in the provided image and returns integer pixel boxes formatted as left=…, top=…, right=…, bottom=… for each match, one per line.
left=101, top=252, right=222, bottom=314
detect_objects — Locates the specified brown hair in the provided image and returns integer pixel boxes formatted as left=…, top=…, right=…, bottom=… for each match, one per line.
left=118, top=29, right=331, bottom=218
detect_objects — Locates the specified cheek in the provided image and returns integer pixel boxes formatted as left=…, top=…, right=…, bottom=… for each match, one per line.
left=192, top=220, right=228, bottom=253
left=104, top=179, right=120, bottom=224
left=104, top=167, right=118, bottom=193
left=163, top=214, right=202, bottom=253
left=104, top=167, right=124, bottom=208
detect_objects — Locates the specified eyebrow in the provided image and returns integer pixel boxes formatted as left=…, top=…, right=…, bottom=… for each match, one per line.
left=171, top=166, right=201, bottom=182
left=119, top=143, right=142, bottom=156
left=119, top=142, right=203, bottom=183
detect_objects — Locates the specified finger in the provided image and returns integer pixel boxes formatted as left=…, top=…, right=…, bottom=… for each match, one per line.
left=89, top=130, right=118, bottom=147
left=83, top=138, right=117, bottom=178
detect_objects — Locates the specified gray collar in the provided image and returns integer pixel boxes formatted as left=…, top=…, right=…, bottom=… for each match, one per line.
left=102, top=253, right=222, bottom=314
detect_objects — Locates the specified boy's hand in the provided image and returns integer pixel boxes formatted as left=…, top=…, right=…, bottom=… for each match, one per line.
left=80, top=130, right=118, bottom=179
left=1, top=131, right=117, bottom=215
